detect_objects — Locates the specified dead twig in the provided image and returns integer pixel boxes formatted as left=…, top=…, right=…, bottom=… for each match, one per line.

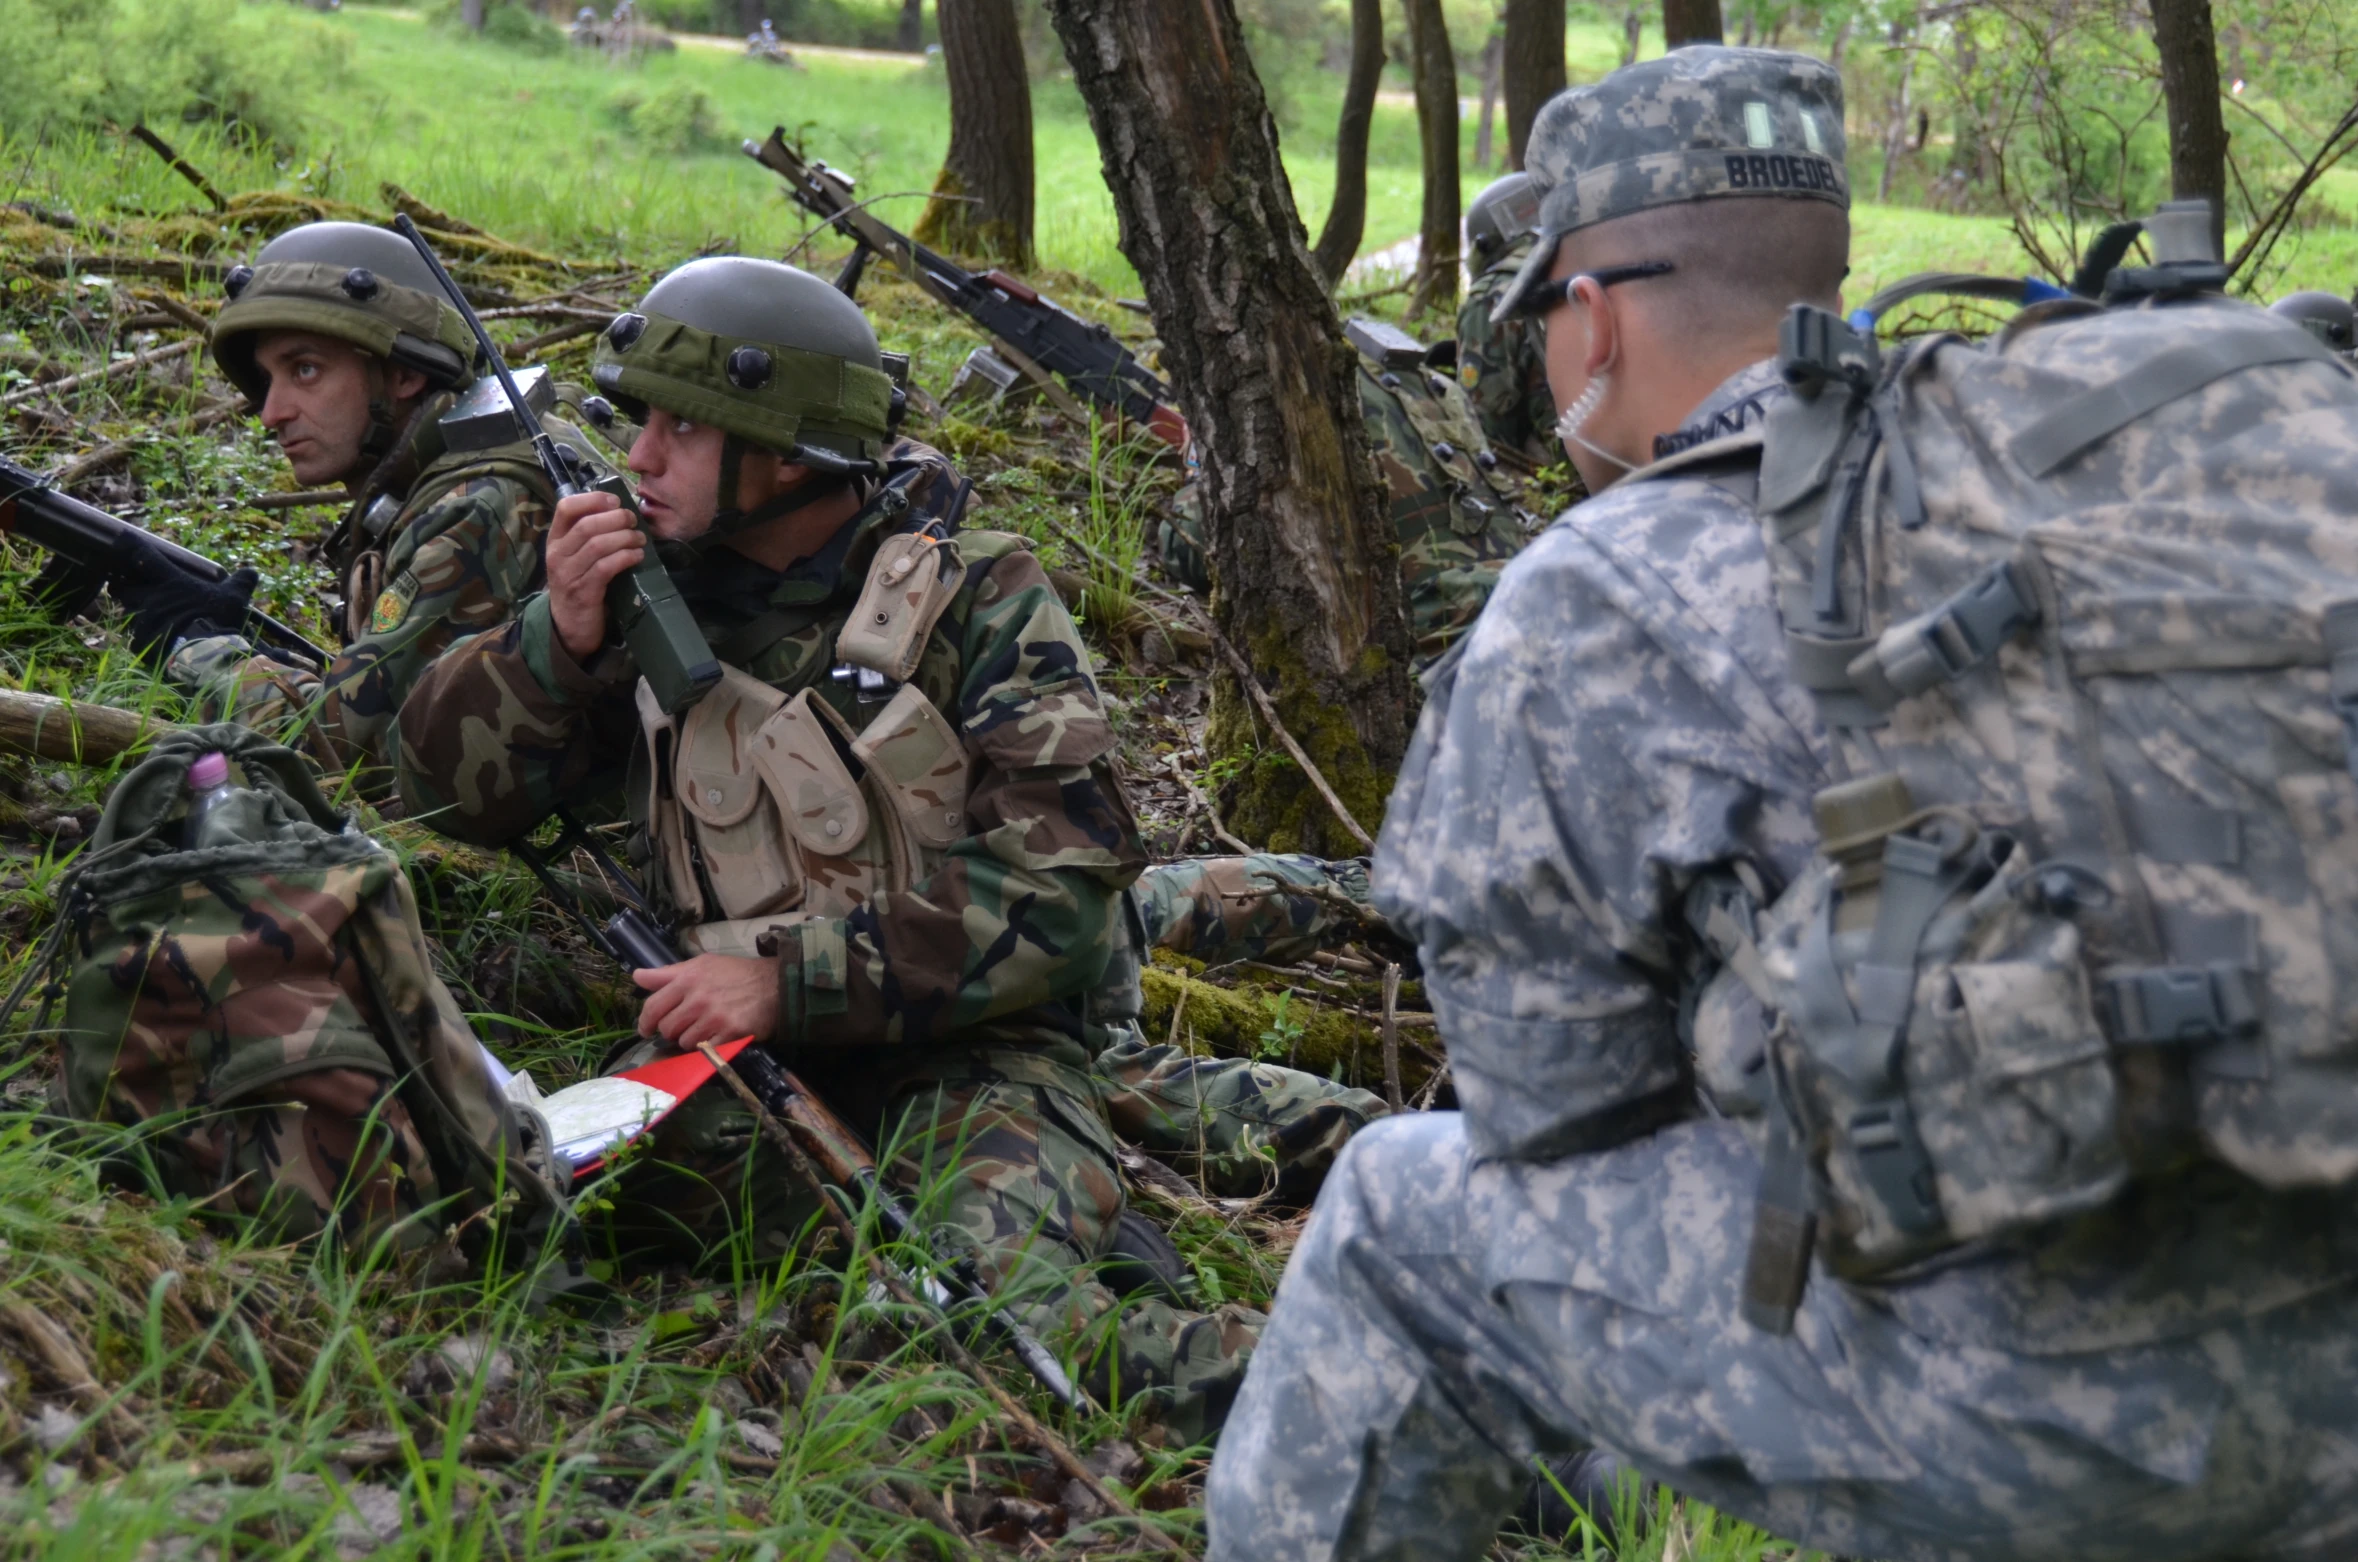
left=126, top=124, right=227, bottom=214
left=51, top=397, right=244, bottom=485
left=516, top=318, right=609, bottom=358
left=243, top=489, right=347, bottom=511
left=0, top=689, right=176, bottom=767
left=1197, top=613, right=1375, bottom=850
left=1, top=1300, right=143, bottom=1450
left=1381, top=962, right=1403, bottom=1112
left=1, top=336, right=200, bottom=409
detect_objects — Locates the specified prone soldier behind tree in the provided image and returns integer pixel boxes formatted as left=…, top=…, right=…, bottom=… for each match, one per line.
left=394, top=257, right=1265, bottom=1442
left=114, top=220, right=609, bottom=796
left=1211, top=45, right=2358, bottom=1560
left=1160, top=314, right=1533, bottom=669
left=1456, top=171, right=1559, bottom=467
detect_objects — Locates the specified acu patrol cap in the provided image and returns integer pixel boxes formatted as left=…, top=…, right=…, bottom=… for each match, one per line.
left=1492, top=45, right=1850, bottom=322
left=210, top=221, right=476, bottom=406
left=593, top=256, right=894, bottom=467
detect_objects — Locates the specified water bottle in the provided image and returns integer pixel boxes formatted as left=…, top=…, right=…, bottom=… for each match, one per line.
left=182, top=751, right=235, bottom=851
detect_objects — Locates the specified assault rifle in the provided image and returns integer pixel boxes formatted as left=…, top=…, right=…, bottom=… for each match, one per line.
left=1, top=453, right=329, bottom=668
left=512, top=815, right=1090, bottom=1412
left=741, top=128, right=1188, bottom=450
left=391, top=215, right=721, bottom=718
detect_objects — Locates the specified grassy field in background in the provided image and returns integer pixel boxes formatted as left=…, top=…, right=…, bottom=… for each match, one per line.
left=8, top=8, right=2349, bottom=313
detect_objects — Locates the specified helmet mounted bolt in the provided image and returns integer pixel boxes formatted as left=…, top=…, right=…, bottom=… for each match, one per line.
left=224, top=265, right=254, bottom=300
left=608, top=312, right=647, bottom=351
left=340, top=267, right=379, bottom=301
left=726, top=345, right=774, bottom=390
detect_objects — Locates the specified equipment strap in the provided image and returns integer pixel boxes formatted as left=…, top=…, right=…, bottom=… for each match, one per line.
left=2010, top=326, right=2341, bottom=478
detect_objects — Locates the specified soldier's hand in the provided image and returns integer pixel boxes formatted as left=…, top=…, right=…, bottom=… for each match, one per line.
left=545, top=489, right=644, bottom=661
left=634, top=954, right=780, bottom=1050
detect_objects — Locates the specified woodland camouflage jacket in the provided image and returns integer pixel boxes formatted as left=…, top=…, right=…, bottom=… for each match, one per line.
left=392, top=440, right=1146, bottom=1074
left=169, top=395, right=605, bottom=788
left=1457, top=237, right=1559, bottom=467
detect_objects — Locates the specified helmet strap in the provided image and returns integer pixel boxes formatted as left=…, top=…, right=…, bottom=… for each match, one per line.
left=680, top=432, right=861, bottom=556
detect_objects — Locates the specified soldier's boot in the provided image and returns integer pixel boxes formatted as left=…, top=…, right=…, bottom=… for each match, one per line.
left=1092, top=1028, right=1389, bottom=1202
left=884, top=1076, right=1266, bottom=1446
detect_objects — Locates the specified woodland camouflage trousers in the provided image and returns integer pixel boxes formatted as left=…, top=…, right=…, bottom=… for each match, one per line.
left=589, top=1045, right=1265, bottom=1445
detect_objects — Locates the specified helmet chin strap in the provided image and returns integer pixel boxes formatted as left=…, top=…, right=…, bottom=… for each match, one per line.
left=674, top=432, right=868, bottom=558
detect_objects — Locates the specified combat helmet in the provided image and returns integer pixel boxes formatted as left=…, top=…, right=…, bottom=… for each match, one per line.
left=1465, top=172, right=1540, bottom=274
left=592, top=256, right=899, bottom=542
left=210, top=221, right=476, bottom=411
left=2271, top=290, right=2356, bottom=354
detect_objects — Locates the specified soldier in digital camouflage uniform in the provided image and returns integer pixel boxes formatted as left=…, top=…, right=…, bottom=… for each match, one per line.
left=1159, top=317, right=1534, bottom=670
left=125, top=221, right=608, bottom=797
left=393, top=257, right=1264, bottom=1442
left=1092, top=855, right=1390, bottom=1201
left=1456, top=172, right=1558, bottom=467
left=1209, top=46, right=2358, bottom=1560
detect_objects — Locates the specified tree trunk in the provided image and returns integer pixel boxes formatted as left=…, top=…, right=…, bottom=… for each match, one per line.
left=1403, top=0, right=1460, bottom=313
left=1503, top=0, right=1566, bottom=170
left=1621, top=4, right=1642, bottom=66
left=913, top=0, right=1036, bottom=267
left=1474, top=28, right=1503, bottom=171
left=1660, top=0, right=1722, bottom=47
left=898, top=0, right=924, bottom=51
left=461, top=0, right=485, bottom=29
left=1311, top=0, right=1385, bottom=285
left=2150, top=0, right=2229, bottom=253
left=1044, top=0, right=1415, bottom=855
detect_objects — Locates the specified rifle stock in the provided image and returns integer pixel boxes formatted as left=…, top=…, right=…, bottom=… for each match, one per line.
left=742, top=128, right=1188, bottom=450
left=1, top=453, right=329, bottom=668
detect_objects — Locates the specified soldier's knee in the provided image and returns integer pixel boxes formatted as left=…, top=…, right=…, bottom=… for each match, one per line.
left=1318, top=1110, right=1475, bottom=1245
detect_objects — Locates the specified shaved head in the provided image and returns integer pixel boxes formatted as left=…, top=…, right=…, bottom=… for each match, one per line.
left=1560, top=196, right=1849, bottom=346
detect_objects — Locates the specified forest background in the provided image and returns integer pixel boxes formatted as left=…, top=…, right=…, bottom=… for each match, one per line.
left=0, top=0, right=2351, bottom=1558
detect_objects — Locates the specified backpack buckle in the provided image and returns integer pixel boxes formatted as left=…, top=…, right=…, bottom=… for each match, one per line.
left=1779, top=305, right=1879, bottom=401
left=2103, top=963, right=2260, bottom=1045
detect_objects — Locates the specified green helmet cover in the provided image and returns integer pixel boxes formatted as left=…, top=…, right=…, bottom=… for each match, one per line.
left=592, top=256, right=894, bottom=466
left=210, top=221, right=476, bottom=407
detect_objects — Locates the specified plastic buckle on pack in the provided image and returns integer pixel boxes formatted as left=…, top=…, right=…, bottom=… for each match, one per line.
left=2103, top=963, right=2260, bottom=1045
left=1853, top=561, right=2038, bottom=708
left=1847, top=1099, right=1945, bottom=1236
left=1778, top=304, right=1879, bottom=401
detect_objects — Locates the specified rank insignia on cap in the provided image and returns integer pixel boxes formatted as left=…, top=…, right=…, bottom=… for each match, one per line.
left=1459, top=363, right=1480, bottom=389
left=371, top=574, right=418, bottom=633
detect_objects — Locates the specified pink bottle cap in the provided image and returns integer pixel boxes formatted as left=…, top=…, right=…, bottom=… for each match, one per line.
left=186, top=752, right=229, bottom=791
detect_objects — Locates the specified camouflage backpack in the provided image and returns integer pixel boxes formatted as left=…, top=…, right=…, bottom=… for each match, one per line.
left=1684, top=286, right=2358, bottom=1329
left=26, top=725, right=565, bottom=1248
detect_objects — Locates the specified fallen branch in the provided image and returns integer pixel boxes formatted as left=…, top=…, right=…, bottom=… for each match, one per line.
left=1, top=1300, right=144, bottom=1451
left=17, top=254, right=230, bottom=284
left=244, top=489, right=347, bottom=511
left=1198, top=616, right=1375, bottom=850
left=1381, top=962, right=1403, bottom=1112
left=1, top=336, right=200, bottom=409
left=127, top=124, right=227, bottom=214
left=516, top=317, right=609, bottom=358
left=0, top=689, right=176, bottom=767
left=51, top=397, right=244, bottom=485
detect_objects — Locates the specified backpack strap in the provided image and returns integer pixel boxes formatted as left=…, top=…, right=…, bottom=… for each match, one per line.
left=2011, top=321, right=2346, bottom=477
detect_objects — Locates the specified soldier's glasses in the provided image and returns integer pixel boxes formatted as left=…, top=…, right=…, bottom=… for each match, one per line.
left=1517, top=261, right=1677, bottom=318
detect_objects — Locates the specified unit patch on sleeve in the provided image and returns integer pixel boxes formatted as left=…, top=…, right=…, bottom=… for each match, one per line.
left=370, top=571, right=420, bottom=634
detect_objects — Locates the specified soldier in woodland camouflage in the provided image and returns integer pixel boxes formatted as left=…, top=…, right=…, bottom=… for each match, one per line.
left=1160, top=319, right=1534, bottom=669
left=1091, top=855, right=1390, bottom=1200
left=125, top=221, right=609, bottom=796
left=1457, top=173, right=1559, bottom=466
left=394, top=257, right=1264, bottom=1441
left=1208, top=46, right=2358, bottom=1561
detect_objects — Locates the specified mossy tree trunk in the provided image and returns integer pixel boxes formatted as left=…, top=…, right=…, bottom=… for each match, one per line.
left=913, top=0, right=1035, bottom=268
left=1045, top=0, right=1415, bottom=858
left=1310, top=0, right=1385, bottom=286
left=1403, top=0, right=1460, bottom=315
left=897, top=0, right=924, bottom=52
left=1503, top=0, right=1567, bottom=171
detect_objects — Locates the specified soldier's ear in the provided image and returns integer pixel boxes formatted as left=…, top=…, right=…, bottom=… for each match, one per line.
left=386, top=362, right=433, bottom=405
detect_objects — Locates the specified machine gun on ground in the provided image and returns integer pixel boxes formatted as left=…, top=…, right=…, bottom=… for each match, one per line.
left=742, top=128, right=1187, bottom=451
left=1, top=453, right=329, bottom=669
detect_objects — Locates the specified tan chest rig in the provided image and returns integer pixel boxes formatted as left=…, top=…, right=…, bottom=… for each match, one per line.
left=638, top=531, right=969, bottom=958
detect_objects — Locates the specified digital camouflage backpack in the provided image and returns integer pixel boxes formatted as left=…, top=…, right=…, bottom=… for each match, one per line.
left=25, top=725, right=565, bottom=1249
left=1682, top=285, right=2358, bottom=1330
